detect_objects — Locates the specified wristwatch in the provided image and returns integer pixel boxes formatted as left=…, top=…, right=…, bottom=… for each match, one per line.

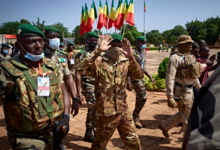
left=72, top=97, right=79, bottom=101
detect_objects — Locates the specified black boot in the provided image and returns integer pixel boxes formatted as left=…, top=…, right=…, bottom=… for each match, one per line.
left=84, top=128, right=95, bottom=143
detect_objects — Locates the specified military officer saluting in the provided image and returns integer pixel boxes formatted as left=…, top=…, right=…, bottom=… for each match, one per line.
left=0, top=24, right=71, bottom=149
left=0, top=43, right=11, bottom=65
left=42, top=26, right=80, bottom=116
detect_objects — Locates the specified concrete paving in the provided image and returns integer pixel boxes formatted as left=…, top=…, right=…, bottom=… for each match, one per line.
left=0, top=49, right=219, bottom=150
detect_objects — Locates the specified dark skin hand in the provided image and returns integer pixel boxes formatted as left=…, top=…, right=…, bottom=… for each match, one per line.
left=15, top=35, right=70, bottom=115
left=136, top=40, right=155, bottom=84
left=44, top=32, right=60, bottom=53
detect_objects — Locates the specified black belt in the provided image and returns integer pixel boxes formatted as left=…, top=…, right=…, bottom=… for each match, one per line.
left=175, top=82, right=193, bottom=88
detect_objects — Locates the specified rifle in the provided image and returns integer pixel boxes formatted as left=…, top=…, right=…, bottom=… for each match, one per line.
left=53, top=120, right=68, bottom=150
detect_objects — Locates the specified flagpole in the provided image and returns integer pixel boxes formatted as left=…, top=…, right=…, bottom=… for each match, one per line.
left=122, top=23, right=127, bottom=37
left=144, top=0, right=146, bottom=39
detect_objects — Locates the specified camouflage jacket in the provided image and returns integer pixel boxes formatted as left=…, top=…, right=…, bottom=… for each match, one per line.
left=77, top=50, right=143, bottom=116
left=44, top=48, right=70, bottom=77
left=0, top=53, right=11, bottom=65
left=0, top=56, right=64, bottom=134
left=166, top=53, right=201, bottom=96
left=75, top=48, right=95, bottom=91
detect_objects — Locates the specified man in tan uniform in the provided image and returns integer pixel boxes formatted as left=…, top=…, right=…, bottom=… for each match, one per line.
left=158, top=35, right=202, bottom=138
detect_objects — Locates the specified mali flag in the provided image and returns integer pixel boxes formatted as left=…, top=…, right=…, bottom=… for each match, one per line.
left=108, top=0, right=116, bottom=29
left=97, top=0, right=104, bottom=29
left=115, top=0, right=124, bottom=29
left=103, top=0, right=109, bottom=28
left=144, top=0, right=147, bottom=12
left=124, top=0, right=129, bottom=20
left=87, top=1, right=98, bottom=32
left=85, top=3, right=90, bottom=32
left=126, top=0, right=134, bottom=26
left=80, top=6, right=85, bottom=35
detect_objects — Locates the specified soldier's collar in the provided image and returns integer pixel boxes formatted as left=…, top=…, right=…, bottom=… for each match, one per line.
left=102, top=53, right=128, bottom=63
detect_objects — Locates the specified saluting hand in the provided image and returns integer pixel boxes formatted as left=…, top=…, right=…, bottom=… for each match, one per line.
left=98, top=35, right=113, bottom=52
left=119, top=38, right=134, bottom=60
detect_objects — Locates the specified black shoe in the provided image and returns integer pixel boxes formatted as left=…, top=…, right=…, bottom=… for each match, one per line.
left=84, top=128, right=95, bottom=143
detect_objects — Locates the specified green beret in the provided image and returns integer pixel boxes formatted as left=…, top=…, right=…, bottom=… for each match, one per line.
left=1, top=43, right=10, bottom=48
left=86, top=32, right=99, bottom=38
left=67, top=41, right=74, bottom=45
left=137, top=36, right=147, bottom=42
left=60, top=42, right=65, bottom=46
left=41, top=26, right=59, bottom=33
left=16, top=24, right=45, bottom=38
left=111, top=34, right=123, bottom=42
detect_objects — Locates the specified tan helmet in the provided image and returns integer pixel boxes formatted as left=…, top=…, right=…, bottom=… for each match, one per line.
left=177, top=35, right=194, bottom=45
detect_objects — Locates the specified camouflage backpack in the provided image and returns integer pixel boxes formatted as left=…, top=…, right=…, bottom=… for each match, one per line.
left=2, top=56, right=64, bottom=134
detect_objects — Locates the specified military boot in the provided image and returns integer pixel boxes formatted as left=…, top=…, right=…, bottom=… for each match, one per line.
left=158, top=124, right=169, bottom=138
left=84, top=128, right=95, bottom=143
left=134, top=116, right=143, bottom=129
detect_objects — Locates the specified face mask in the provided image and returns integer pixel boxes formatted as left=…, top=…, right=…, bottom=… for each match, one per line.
left=178, top=43, right=192, bottom=55
left=48, top=38, right=60, bottom=50
left=106, top=47, right=121, bottom=60
left=140, top=44, right=147, bottom=50
left=18, top=42, right=44, bottom=62
left=60, top=48, right=64, bottom=50
left=3, top=49, right=9, bottom=54
left=88, top=41, right=98, bottom=50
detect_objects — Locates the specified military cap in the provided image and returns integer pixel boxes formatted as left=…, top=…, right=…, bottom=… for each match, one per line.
left=137, top=36, right=147, bottom=42
left=177, top=35, right=194, bottom=45
left=16, top=24, right=45, bottom=38
left=86, top=32, right=99, bottom=38
left=67, top=41, right=74, bottom=45
left=111, top=34, right=123, bottom=42
left=1, top=43, right=10, bottom=48
left=41, top=26, right=59, bottom=33
left=60, top=42, right=65, bottom=46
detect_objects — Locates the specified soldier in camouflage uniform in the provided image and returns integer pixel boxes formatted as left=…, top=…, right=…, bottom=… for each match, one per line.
left=75, top=32, right=99, bottom=143
left=42, top=26, right=80, bottom=116
left=0, top=43, right=11, bottom=66
left=0, top=24, right=71, bottom=149
left=127, top=36, right=155, bottom=129
left=158, top=35, right=202, bottom=138
left=66, top=41, right=77, bottom=81
left=77, top=34, right=143, bottom=150
left=59, top=42, right=65, bottom=51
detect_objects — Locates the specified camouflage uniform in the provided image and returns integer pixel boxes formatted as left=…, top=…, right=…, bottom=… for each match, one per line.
left=77, top=50, right=143, bottom=150
left=75, top=48, right=96, bottom=129
left=0, top=56, right=65, bottom=149
left=0, top=53, right=11, bottom=66
left=131, top=50, right=147, bottom=122
left=44, top=48, right=70, bottom=76
left=161, top=53, right=201, bottom=133
left=66, top=51, right=77, bottom=81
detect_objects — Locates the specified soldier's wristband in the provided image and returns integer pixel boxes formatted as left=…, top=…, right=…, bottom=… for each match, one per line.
left=72, top=97, right=79, bottom=101
left=63, top=114, right=70, bottom=119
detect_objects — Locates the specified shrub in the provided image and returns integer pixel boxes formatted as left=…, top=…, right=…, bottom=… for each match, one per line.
left=144, top=73, right=166, bottom=90
left=158, top=57, right=169, bottom=78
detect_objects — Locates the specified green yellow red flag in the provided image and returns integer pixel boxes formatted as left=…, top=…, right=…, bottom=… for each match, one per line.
left=115, top=0, right=124, bottom=29
left=108, top=0, right=116, bottom=29
left=80, top=6, right=85, bottom=35
left=144, top=0, right=146, bottom=12
left=103, top=0, right=109, bottom=28
left=85, top=3, right=90, bottom=32
left=97, top=0, right=104, bottom=29
left=126, top=0, right=134, bottom=26
left=87, top=1, right=98, bottom=32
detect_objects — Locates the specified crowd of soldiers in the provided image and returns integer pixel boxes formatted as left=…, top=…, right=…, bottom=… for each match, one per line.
left=0, top=24, right=219, bottom=150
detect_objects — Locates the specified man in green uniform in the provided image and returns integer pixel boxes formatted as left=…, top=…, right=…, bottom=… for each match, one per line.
left=0, top=24, right=71, bottom=149
left=77, top=34, right=143, bottom=150
left=127, top=36, right=155, bottom=128
left=75, top=32, right=99, bottom=143
left=0, top=43, right=11, bottom=65
left=42, top=26, right=80, bottom=116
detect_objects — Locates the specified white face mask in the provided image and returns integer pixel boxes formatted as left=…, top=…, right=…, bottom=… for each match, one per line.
left=48, top=38, right=60, bottom=50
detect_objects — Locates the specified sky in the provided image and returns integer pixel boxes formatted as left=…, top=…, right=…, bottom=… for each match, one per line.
left=0, top=0, right=220, bottom=35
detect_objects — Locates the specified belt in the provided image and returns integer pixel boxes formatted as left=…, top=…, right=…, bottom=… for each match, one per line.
left=175, top=82, right=193, bottom=88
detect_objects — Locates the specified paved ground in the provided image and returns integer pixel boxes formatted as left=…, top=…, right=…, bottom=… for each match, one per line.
left=0, top=49, right=219, bottom=150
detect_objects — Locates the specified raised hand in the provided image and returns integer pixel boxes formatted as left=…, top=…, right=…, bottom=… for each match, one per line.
left=98, top=35, right=113, bottom=52
left=118, top=38, right=134, bottom=60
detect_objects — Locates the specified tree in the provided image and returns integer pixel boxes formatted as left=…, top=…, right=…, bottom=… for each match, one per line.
left=185, top=20, right=204, bottom=41
left=20, top=19, right=31, bottom=24
left=124, top=31, right=135, bottom=44
left=148, top=31, right=163, bottom=46
left=73, top=25, right=87, bottom=45
left=0, top=21, right=21, bottom=34
left=32, top=17, right=45, bottom=29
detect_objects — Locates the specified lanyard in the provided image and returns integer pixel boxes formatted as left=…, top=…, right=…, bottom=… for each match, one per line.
left=70, top=52, right=73, bottom=59
left=30, top=61, right=49, bottom=77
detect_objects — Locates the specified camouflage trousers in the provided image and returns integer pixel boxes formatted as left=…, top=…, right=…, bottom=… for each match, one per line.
left=13, top=137, right=53, bottom=150
left=131, top=78, right=147, bottom=119
left=83, top=90, right=96, bottom=129
left=161, top=84, right=193, bottom=133
left=91, top=108, right=141, bottom=150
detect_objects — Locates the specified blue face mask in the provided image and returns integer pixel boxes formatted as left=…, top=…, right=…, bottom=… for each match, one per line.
left=19, top=42, right=44, bottom=62
left=3, top=49, right=9, bottom=54
left=140, top=44, right=147, bottom=50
